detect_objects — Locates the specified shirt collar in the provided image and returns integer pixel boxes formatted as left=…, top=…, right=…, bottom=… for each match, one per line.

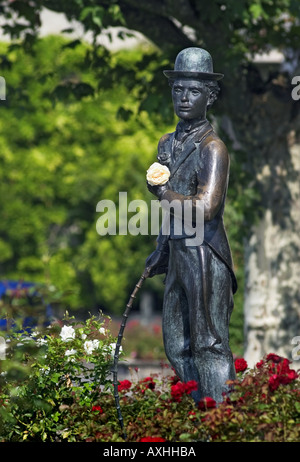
left=175, top=118, right=208, bottom=141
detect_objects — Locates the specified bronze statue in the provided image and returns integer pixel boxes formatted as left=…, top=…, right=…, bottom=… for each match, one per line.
left=145, top=47, right=238, bottom=404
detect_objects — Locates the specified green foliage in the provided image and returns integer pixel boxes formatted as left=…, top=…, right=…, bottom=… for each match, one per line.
left=0, top=36, right=171, bottom=314
left=0, top=321, right=299, bottom=442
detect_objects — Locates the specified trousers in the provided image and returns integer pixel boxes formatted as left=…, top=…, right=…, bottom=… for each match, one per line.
left=162, top=239, right=236, bottom=403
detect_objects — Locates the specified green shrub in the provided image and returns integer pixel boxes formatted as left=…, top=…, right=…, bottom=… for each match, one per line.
left=0, top=313, right=118, bottom=441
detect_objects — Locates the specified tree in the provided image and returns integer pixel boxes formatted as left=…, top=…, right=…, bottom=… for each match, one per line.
left=1, top=0, right=300, bottom=364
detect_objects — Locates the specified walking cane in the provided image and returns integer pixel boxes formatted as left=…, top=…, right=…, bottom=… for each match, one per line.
left=112, top=267, right=150, bottom=440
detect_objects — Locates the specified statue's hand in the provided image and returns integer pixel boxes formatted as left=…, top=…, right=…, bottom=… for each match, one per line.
left=147, top=181, right=169, bottom=200
left=145, top=248, right=169, bottom=278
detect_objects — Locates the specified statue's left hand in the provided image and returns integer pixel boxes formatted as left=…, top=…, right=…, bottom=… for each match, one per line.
left=145, top=248, right=169, bottom=278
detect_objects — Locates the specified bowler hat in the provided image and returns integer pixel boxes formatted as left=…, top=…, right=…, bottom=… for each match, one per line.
left=163, top=47, right=223, bottom=81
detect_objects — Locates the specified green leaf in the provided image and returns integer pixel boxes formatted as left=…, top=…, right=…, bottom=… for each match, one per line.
left=249, top=3, right=264, bottom=20
left=62, top=39, right=82, bottom=50
left=179, top=433, right=194, bottom=442
left=116, top=106, right=134, bottom=121
left=50, top=372, right=61, bottom=384
left=294, top=401, right=300, bottom=413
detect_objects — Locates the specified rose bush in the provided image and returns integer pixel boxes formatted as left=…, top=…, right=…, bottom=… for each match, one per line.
left=0, top=315, right=299, bottom=442
left=0, top=314, right=119, bottom=441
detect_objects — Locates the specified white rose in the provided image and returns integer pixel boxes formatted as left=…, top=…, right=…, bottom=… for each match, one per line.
left=65, top=349, right=77, bottom=356
left=83, top=339, right=100, bottom=355
left=40, top=366, right=50, bottom=376
left=146, top=162, right=170, bottom=186
left=65, top=349, right=77, bottom=361
left=37, top=338, right=47, bottom=347
left=84, top=340, right=94, bottom=355
left=60, top=325, right=76, bottom=342
left=109, top=342, right=122, bottom=357
left=92, top=339, right=100, bottom=350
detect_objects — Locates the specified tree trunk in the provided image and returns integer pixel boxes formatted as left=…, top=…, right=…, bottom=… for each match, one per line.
left=243, top=138, right=300, bottom=366
left=227, top=69, right=300, bottom=365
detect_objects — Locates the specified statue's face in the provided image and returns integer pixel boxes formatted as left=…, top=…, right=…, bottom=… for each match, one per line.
left=172, top=79, right=209, bottom=121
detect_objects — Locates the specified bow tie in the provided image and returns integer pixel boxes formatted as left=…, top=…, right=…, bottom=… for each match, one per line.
left=176, top=119, right=206, bottom=141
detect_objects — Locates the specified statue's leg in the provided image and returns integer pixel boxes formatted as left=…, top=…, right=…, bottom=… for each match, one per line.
left=162, top=241, right=200, bottom=387
left=189, top=246, right=236, bottom=403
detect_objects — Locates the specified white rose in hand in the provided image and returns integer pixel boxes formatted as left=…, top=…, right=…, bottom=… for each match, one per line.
left=146, top=162, right=170, bottom=186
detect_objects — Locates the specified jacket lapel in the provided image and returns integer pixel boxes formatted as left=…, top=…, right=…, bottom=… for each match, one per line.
left=157, top=132, right=175, bottom=167
left=170, top=121, right=213, bottom=177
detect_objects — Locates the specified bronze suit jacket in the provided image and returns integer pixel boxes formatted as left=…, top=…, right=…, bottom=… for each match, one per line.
left=156, top=119, right=237, bottom=294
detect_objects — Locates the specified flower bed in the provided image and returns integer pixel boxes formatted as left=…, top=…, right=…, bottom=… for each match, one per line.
left=0, top=315, right=299, bottom=442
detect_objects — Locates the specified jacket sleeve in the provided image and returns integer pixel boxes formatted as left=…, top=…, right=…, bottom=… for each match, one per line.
left=160, top=137, right=230, bottom=222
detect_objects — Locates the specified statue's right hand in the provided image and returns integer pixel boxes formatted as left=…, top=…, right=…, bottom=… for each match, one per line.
left=145, top=248, right=169, bottom=278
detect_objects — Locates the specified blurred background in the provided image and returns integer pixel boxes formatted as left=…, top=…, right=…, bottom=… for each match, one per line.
left=0, top=1, right=299, bottom=366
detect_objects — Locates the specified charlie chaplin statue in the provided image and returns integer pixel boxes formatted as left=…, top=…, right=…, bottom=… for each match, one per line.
left=145, top=47, right=238, bottom=404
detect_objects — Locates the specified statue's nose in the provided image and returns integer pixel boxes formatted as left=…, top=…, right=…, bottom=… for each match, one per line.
left=181, top=89, right=188, bottom=101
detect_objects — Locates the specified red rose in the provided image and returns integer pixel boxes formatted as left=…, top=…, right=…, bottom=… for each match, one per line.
left=278, top=368, right=298, bottom=385
left=140, top=437, right=166, bottom=442
left=118, top=379, right=132, bottom=392
left=287, top=370, right=298, bottom=381
left=169, top=374, right=180, bottom=385
left=266, top=357, right=299, bottom=387
left=140, top=377, right=156, bottom=390
left=235, top=358, right=248, bottom=373
left=266, top=353, right=282, bottom=363
left=276, top=358, right=291, bottom=375
left=268, top=374, right=280, bottom=391
left=92, top=405, right=103, bottom=413
left=170, top=380, right=198, bottom=401
left=171, top=381, right=186, bottom=401
left=198, top=397, right=217, bottom=411
left=185, top=380, right=198, bottom=394
left=256, top=360, right=264, bottom=369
